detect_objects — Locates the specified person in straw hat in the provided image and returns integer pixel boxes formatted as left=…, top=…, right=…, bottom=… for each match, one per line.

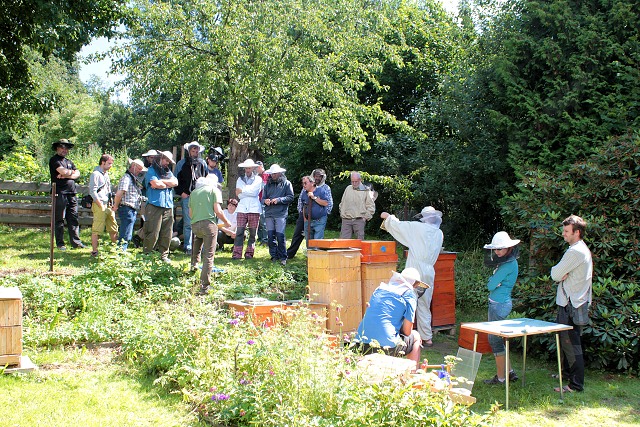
left=143, top=151, right=178, bottom=263
left=481, top=231, right=521, bottom=385
left=112, top=159, right=147, bottom=250
left=175, top=141, right=208, bottom=255
left=354, top=267, right=427, bottom=370
left=380, top=206, right=444, bottom=347
left=233, top=159, right=263, bottom=259
left=189, top=174, right=232, bottom=295
left=262, top=164, right=294, bottom=266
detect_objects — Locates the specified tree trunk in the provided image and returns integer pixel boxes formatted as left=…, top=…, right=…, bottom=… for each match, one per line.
left=227, top=135, right=249, bottom=199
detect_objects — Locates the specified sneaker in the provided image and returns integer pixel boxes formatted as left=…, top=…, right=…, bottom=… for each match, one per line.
left=160, top=257, right=171, bottom=264
left=184, top=248, right=192, bottom=256
left=73, top=243, right=86, bottom=249
left=280, top=259, right=287, bottom=266
left=509, top=370, right=519, bottom=382
left=90, top=251, right=99, bottom=257
left=57, top=245, right=67, bottom=251
left=483, top=375, right=505, bottom=385
left=197, top=287, right=209, bottom=296
left=212, top=266, right=225, bottom=273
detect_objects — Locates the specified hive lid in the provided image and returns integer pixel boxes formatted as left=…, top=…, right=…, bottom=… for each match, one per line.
left=0, top=287, right=22, bottom=300
left=241, top=297, right=270, bottom=305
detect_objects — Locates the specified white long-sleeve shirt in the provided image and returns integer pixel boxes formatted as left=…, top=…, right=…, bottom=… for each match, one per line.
left=235, top=174, right=263, bottom=214
left=551, top=239, right=593, bottom=308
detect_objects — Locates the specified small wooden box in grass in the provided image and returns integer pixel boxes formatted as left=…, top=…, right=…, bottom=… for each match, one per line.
left=0, top=286, right=23, bottom=366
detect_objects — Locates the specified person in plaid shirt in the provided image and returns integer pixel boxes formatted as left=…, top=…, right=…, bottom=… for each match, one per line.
left=112, top=159, right=147, bottom=250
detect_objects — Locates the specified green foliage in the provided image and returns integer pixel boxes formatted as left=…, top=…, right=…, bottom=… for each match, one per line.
left=504, top=133, right=640, bottom=373
left=480, top=0, right=640, bottom=174
left=0, top=146, right=43, bottom=181
left=454, top=249, right=490, bottom=311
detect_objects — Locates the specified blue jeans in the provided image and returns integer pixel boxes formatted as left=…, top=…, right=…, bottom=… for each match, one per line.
left=304, top=215, right=327, bottom=246
left=117, top=205, right=137, bottom=250
left=181, top=196, right=192, bottom=250
left=488, top=299, right=513, bottom=356
left=266, top=217, right=287, bottom=261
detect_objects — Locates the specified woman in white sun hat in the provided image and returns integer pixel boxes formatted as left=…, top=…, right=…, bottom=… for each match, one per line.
left=482, top=231, right=520, bottom=385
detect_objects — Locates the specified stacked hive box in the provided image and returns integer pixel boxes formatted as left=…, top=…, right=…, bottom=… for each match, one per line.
left=431, top=252, right=457, bottom=328
left=0, top=287, right=22, bottom=366
left=360, top=241, right=398, bottom=315
left=225, top=300, right=284, bottom=328
left=307, top=246, right=362, bottom=333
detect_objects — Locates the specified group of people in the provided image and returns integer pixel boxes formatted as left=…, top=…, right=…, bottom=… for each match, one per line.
left=356, top=214, right=592, bottom=394
left=51, top=138, right=593, bottom=391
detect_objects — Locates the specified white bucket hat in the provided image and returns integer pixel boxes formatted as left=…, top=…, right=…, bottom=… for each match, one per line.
left=159, top=151, right=175, bottom=164
left=195, top=174, right=219, bottom=189
left=265, top=164, right=286, bottom=174
left=141, top=149, right=158, bottom=158
left=395, top=267, right=429, bottom=288
left=418, top=206, right=443, bottom=227
left=238, top=159, right=259, bottom=168
left=129, top=158, right=147, bottom=171
left=484, top=231, right=520, bottom=250
left=183, top=141, right=205, bottom=153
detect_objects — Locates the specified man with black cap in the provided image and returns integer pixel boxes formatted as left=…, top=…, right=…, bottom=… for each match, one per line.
left=49, top=139, right=85, bottom=250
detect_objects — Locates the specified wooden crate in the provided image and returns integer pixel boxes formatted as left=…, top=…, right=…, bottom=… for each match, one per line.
left=308, top=239, right=361, bottom=249
left=0, top=287, right=23, bottom=365
left=360, top=262, right=397, bottom=315
left=308, top=249, right=362, bottom=333
left=225, top=300, right=284, bottom=328
left=360, top=240, right=396, bottom=257
left=432, top=252, right=457, bottom=327
left=361, top=253, right=399, bottom=263
left=458, top=326, right=492, bottom=354
left=278, top=300, right=329, bottom=330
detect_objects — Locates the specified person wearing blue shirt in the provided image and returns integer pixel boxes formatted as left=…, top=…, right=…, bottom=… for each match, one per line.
left=206, top=153, right=224, bottom=184
left=355, top=268, right=426, bottom=370
left=143, top=151, right=178, bottom=263
left=482, top=231, right=520, bottom=385
left=299, top=175, right=330, bottom=245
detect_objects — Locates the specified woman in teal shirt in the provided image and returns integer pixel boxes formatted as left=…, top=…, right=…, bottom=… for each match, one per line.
left=483, top=231, right=520, bottom=385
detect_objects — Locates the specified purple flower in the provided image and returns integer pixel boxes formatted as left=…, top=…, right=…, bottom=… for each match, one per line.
left=269, top=369, right=275, bottom=376
left=345, top=357, right=351, bottom=364
left=235, top=311, right=246, bottom=318
left=229, top=318, right=239, bottom=325
left=211, top=393, right=230, bottom=401
left=247, top=339, right=255, bottom=345
left=239, top=379, right=249, bottom=385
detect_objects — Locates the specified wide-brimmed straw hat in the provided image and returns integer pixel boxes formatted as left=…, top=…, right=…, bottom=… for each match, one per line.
left=141, top=149, right=158, bottom=157
left=159, top=151, right=176, bottom=164
left=129, top=159, right=147, bottom=171
left=195, top=174, right=219, bottom=189
left=484, top=231, right=520, bottom=250
left=183, top=141, right=205, bottom=153
left=265, top=164, right=286, bottom=174
left=238, top=159, right=259, bottom=168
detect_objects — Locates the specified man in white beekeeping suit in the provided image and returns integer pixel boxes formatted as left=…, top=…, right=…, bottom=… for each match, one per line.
left=380, top=206, right=443, bottom=346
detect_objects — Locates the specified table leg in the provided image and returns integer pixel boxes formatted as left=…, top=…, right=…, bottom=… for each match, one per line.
left=522, top=334, right=527, bottom=386
left=505, top=338, right=510, bottom=410
left=556, top=332, right=564, bottom=400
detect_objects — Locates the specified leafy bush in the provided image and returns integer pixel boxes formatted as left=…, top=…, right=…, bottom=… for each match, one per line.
left=504, top=133, right=640, bottom=373
left=454, top=249, right=490, bottom=311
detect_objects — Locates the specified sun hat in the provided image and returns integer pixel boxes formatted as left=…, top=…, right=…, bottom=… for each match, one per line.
left=195, top=174, right=219, bottom=189
left=396, top=267, right=429, bottom=288
left=417, top=206, right=443, bottom=227
left=159, top=151, right=176, bottom=164
left=141, top=149, right=159, bottom=157
left=238, top=159, right=260, bottom=168
left=52, top=139, right=74, bottom=150
left=265, top=164, right=286, bottom=174
left=484, top=231, right=520, bottom=250
left=183, top=141, right=205, bottom=153
left=129, top=159, right=147, bottom=171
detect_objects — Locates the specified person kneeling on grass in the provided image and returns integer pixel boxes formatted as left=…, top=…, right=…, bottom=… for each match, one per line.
left=354, top=268, right=427, bottom=371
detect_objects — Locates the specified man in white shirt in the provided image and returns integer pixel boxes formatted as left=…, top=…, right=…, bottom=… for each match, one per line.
left=551, top=214, right=593, bottom=393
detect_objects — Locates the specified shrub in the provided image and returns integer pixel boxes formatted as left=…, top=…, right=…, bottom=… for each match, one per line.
left=504, top=132, right=640, bottom=373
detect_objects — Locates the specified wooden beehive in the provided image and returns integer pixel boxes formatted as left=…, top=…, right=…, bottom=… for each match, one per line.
left=308, top=239, right=361, bottom=249
left=360, top=240, right=398, bottom=263
left=277, top=300, right=329, bottom=330
left=458, top=327, right=492, bottom=354
left=0, top=287, right=23, bottom=365
left=431, top=252, right=457, bottom=327
left=225, top=300, right=284, bottom=328
left=360, top=262, right=397, bottom=315
left=307, top=249, right=362, bottom=333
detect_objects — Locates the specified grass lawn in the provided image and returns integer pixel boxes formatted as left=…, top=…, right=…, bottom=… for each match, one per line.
left=1, top=225, right=639, bottom=426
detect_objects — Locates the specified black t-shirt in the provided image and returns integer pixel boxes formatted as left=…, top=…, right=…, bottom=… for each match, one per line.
left=49, top=154, right=77, bottom=194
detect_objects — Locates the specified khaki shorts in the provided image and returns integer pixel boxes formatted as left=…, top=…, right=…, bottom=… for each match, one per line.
left=92, top=203, right=118, bottom=235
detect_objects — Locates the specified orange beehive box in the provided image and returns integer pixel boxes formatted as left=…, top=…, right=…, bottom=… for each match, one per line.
left=0, top=287, right=23, bottom=365
left=360, top=262, right=397, bottom=315
left=225, top=300, right=284, bottom=328
left=308, top=249, right=362, bottom=333
left=458, top=327, right=492, bottom=354
left=277, top=300, right=329, bottom=330
left=308, top=239, right=361, bottom=249
left=360, top=240, right=396, bottom=257
left=432, top=252, right=457, bottom=327
left=361, top=253, right=399, bottom=263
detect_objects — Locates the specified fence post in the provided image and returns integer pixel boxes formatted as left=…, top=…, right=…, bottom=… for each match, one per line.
left=49, top=183, right=55, bottom=272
